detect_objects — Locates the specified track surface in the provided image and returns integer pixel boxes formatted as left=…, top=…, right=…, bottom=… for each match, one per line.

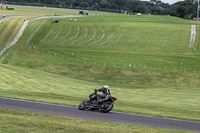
left=0, top=14, right=34, bottom=22
left=0, top=97, right=200, bottom=132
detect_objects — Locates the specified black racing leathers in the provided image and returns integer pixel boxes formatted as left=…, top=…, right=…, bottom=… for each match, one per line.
left=96, top=87, right=111, bottom=101
left=97, top=87, right=111, bottom=95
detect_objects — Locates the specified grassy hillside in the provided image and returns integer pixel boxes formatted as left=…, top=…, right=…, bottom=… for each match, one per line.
left=0, top=12, right=200, bottom=122
left=0, top=17, right=25, bottom=51
left=0, top=109, right=192, bottom=133
left=0, top=63, right=200, bottom=122
left=1, top=15, right=200, bottom=77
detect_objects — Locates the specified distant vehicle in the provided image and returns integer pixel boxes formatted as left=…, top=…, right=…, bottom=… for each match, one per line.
left=79, top=11, right=84, bottom=14
left=79, top=11, right=88, bottom=15
left=51, top=20, right=59, bottom=23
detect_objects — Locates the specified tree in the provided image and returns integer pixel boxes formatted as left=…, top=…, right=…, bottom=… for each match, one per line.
left=100, top=0, right=110, bottom=8
left=80, top=1, right=89, bottom=8
left=64, top=0, right=77, bottom=6
left=92, top=3, right=99, bottom=10
left=151, top=4, right=164, bottom=15
left=110, top=3, right=118, bottom=9
left=176, top=0, right=196, bottom=19
left=131, top=1, right=150, bottom=13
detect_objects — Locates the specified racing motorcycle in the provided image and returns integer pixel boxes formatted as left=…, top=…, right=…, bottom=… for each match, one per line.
left=78, top=89, right=117, bottom=113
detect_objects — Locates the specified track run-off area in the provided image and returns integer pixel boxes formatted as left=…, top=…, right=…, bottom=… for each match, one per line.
left=0, top=97, right=200, bottom=132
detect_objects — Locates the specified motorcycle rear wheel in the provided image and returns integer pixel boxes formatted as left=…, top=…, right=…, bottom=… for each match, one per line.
left=100, top=102, right=114, bottom=113
left=78, top=100, right=88, bottom=110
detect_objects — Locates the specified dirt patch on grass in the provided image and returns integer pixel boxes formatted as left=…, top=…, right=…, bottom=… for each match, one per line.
left=120, top=69, right=134, bottom=76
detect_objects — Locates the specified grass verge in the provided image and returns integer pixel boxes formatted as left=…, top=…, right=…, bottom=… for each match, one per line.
left=0, top=17, right=26, bottom=51
left=0, top=108, right=194, bottom=133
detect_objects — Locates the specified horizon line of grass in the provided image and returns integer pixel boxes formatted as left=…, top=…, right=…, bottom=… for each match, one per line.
left=1, top=4, right=116, bottom=16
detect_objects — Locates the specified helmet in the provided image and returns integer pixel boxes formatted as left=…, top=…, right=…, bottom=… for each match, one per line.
left=103, top=85, right=109, bottom=89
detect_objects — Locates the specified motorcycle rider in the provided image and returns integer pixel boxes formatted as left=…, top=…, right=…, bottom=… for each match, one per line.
left=95, top=85, right=111, bottom=102
left=79, top=85, right=116, bottom=112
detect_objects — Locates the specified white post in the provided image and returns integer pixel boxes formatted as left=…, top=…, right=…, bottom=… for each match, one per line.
left=197, top=0, right=199, bottom=20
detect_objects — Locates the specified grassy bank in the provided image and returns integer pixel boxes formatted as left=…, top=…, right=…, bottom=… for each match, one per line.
left=0, top=17, right=26, bottom=51
left=0, top=64, right=199, bottom=122
left=2, top=15, right=200, bottom=74
left=0, top=109, right=194, bottom=133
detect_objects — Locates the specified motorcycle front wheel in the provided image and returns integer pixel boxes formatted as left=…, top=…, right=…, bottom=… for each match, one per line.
left=100, top=102, right=114, bottom=113
left=78, top=100, right=88, bottom=110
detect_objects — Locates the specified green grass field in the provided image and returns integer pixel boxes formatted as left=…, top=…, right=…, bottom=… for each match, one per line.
left=0, top=5, right=78, bottom=15
left=0, top=4, right=109, bottom=16
left=0, top=5, right=200, bottom=127
left=3, top=15, right=200, bottom=73
left=0, top=109, right=193, bottom=133
left=0, top=17, right=26, bottom=50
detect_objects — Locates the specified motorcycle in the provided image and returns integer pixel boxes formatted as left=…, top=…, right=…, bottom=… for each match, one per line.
left=78, top=89, right=117, bottom=113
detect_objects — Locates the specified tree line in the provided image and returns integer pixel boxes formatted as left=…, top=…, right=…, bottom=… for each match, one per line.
left=5, top=0, right=198, bottom=19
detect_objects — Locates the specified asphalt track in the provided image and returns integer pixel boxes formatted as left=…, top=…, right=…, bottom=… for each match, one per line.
left=0, top=97, right=200, bottom=132
left=0, top=14, right=35, bottom=22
